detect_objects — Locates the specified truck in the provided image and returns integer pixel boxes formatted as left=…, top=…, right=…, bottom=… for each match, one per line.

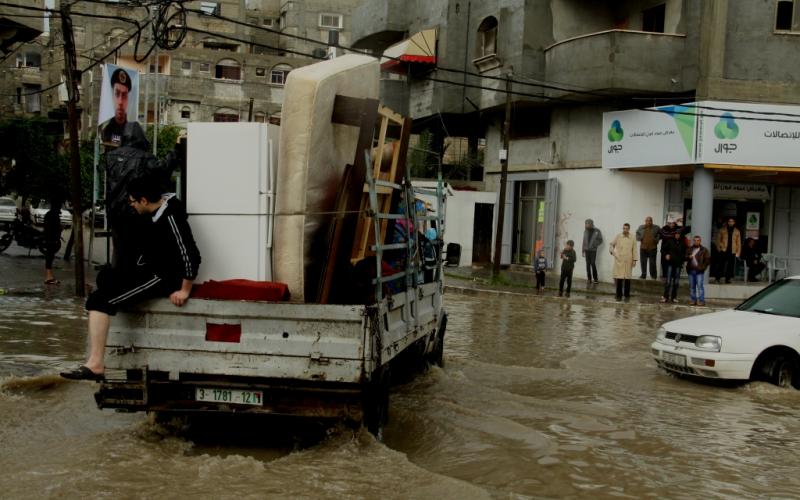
left=94, top=56, right=447, bottom=436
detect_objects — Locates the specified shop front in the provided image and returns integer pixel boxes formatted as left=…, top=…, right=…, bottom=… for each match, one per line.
left=603, top=101, right=800, bottom=278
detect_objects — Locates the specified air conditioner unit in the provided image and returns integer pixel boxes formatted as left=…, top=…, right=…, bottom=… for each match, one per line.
left=311, top=48, right=327, bottom=59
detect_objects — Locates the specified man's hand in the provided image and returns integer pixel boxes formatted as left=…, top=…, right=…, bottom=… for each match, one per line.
left=665, top=255, right=671, bottom=261
left=170, top=289, right=189, bottom=306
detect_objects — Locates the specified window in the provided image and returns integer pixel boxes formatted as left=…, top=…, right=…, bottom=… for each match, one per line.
left=214, top=108, right=239, bottom=122
left=181, top=60, right=192, bottom=71
left=180, top=106, right=191, bottom=119
left=215, top=58, right=241, bottom=80
left=642, top=4, right=666, bottom=33
left=319, top=13, right=343, bottom=29
left=247, top=17, right=258, bottom=25
left=254, top=112, right=266, bottom=123
left=262, top=17, right=276, bottom=28
left=776, top=0, right=794, bottom=30
left=199, top=62, right=210, bottom=73
left=255, top=67, right=266, bottom=77
left=149, top=62, right=163, bottom=73
left=200, top=1, right=220, bottom=16
left=16, top=52, right=41, bottom=68
left=203, top=39, right=239, bottom=52
left=23, top=84, right=41, bottom=113
left=107, top=28, right=126, bottom=47
left=270, top=64, right=291, bottom=85
left=476, top=16, right=498, bottom=58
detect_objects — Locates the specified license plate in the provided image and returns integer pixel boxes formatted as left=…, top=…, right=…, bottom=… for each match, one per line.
left=662, top=352, right=687, bottom=367
left=195, top=387, right=263, bottom=406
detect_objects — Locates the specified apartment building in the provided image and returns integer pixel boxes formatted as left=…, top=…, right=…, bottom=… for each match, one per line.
left=0, top=0, right=47, bottom=118
left=0, top=0, right=358, bottom=134
left=353, top=0, right=800, bottom=279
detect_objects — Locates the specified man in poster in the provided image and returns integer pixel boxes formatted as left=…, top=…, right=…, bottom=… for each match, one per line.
left=101, top=67, right=132, bottom=146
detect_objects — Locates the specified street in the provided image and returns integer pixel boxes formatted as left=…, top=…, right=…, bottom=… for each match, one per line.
left=2, top=246, right=800, bottom=499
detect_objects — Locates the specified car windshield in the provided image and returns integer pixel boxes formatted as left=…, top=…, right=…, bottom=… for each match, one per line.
left=736, top=279, right=800, bottom=318
left=0, top=199, right=14, bottom=207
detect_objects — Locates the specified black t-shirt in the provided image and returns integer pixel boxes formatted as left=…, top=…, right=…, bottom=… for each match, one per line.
left=102, top=119, right=127, bottom=146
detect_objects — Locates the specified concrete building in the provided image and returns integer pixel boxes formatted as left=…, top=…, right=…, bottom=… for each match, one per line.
left=353, top=0, right=800, bottom=282
left=0, top=0, right=358, bottom=135
left=0, top=1, right=47, bottom=119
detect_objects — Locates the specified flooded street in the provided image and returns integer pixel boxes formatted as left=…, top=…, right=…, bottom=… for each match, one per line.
left=3, top=275, right=800, bottom=498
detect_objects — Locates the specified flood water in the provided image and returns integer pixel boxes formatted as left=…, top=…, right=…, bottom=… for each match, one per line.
left=2, top=291, right=800, bottom=499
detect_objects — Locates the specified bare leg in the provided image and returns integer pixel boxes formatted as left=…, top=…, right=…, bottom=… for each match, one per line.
left=84, top=310, right=110, bottom=374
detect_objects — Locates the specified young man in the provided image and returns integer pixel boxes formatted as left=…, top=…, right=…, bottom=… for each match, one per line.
left=660, top=230, right=685, bottom=304
left=686, top=235, right=710, bottom=306
left=559, top=240, right=577, bottom=297
left=101, top=68, right=132, bottom=147
left=60, top=175, right=201, bottom=380
left=582, top=219, right=603, bottom=284
left=610, top=223, right=637, bottom=300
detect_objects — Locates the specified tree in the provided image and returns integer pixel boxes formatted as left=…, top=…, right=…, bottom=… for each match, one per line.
left=149, top=125, right=182, bottom=160
left=0, top=118, right=67, bottom=205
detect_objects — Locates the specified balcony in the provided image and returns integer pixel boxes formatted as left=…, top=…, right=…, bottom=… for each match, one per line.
left=351, top=0, right=408, bottom=51
left=544, top=30, right=687, bottom=96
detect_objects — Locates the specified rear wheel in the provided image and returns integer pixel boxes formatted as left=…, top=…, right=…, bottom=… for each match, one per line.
left=0, top=232, right=11, bottom=253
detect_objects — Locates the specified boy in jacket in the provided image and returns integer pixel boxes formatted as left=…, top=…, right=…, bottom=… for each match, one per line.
left=61, top=174, right=201, bottom=381
left=559, top=240, right=577, bottom=297
left=534, top=250, right=547, bottom=292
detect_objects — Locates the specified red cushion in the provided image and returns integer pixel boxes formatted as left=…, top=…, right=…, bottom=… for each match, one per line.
left=192, top=279, right=290, bottom=302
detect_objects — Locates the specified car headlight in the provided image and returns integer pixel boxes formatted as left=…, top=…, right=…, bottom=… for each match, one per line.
left=656, top=327, right=666, bottom=340
left=695, top=335, right=721, bottom=352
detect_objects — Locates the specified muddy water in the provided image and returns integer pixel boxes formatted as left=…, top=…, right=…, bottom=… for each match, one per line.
left=2, top=293, right=800, bottom=499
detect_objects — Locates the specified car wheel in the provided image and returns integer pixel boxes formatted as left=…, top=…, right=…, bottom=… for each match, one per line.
left=766, top=355, right=798, bottom=389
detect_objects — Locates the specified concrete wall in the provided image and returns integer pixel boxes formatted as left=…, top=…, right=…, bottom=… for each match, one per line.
left=549, top=168, right=674, bottom=281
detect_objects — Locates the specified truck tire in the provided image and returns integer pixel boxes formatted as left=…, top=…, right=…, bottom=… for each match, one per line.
left=428, top=313, right=447, bottom=368
left=363, top=365, right=390, bottom=439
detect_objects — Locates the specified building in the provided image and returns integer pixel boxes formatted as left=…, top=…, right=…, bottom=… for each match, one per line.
left=0, top=0, right=359, bottom=135
left=0, top=1, right=47, bottom=119
left=353, top=0, right=800, bottom=279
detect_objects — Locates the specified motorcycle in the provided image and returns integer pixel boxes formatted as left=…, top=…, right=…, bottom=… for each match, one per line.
left=0, top=219, right=60, bottom=255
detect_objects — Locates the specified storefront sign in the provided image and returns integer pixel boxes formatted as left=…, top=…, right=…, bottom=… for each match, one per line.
left=681, top=180, right=770, bottom=200
left=603, top=100, right=800, bottom=169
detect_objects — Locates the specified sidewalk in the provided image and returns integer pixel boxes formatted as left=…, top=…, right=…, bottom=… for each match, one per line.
left=443, top=265, right=742, bottom=310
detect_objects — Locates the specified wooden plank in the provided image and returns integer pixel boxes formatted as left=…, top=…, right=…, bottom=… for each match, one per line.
left=317, top=164, right=353, bottom=304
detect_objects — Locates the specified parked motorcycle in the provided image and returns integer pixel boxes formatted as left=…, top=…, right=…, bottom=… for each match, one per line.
left=0, top=219, right=60, bottom=255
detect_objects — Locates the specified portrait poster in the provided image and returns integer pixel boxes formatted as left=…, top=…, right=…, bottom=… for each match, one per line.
left=98, top=63, right=140, bottom=146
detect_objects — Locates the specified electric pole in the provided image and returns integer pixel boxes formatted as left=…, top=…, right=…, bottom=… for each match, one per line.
left=60, top=3, right=86, bottom=296
left=492, top=74, right=512, bottom=278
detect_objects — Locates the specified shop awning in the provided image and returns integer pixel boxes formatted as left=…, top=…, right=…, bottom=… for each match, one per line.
left=380, top=29, right=437, bottom=73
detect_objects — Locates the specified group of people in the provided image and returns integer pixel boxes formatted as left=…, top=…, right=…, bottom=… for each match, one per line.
left=535, top=215, right=763, bottom=305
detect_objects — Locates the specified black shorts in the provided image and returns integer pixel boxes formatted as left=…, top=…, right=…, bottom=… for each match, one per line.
left=85, top=266, right=174, bottom=315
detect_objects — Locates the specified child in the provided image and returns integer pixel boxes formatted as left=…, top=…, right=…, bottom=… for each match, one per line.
left=534, top=249, right=547, bottom=291
left=559, top=240, right=577, bottom=297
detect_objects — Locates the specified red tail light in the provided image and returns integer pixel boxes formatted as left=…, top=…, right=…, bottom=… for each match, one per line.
left=205, top=323, right=242, bottom=343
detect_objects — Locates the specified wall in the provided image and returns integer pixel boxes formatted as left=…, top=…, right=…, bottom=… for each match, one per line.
left=549, top=168, right=673, bottom=281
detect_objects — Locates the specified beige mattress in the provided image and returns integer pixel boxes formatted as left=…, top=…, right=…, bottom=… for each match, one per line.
left=273, top=54, right=379, bottom=302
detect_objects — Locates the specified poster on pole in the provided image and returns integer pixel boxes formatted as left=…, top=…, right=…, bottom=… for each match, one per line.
left=98, top=63, right=140, bottom=147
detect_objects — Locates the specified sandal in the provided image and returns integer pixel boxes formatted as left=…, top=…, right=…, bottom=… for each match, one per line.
left=44, top=279, right=60, bottom=285
left=60, top=365, right=104, bottom=381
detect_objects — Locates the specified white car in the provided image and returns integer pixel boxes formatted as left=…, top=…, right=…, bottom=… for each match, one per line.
left=0, top=197, right=16, bottom=224
left=31, top=201, right=72, bottom=227
left=652, top=277, right=800, bottom=388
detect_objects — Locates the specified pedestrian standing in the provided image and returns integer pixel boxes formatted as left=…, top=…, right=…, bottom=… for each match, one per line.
left=636, top=216, right=660, bottom=279
left=610, top=223, right=637, bottom=300
left=716, top=217, right=741, bottom=284
left=559, top=240, right=577, bottom=297
left=686, top=235, right=710, bottom=306
left=582, top=219, right=603, bottom=284
left=43, top=199, right=63, bottom=285
left=660, top=231, right=686, bottom=303
left=534, top=249, right=547, bottom=292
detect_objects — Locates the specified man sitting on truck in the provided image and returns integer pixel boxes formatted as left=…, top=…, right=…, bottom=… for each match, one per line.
left=60, top=174, right=201, bottom=381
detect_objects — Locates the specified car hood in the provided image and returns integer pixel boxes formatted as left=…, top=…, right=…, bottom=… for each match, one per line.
left=662, top=309, right=800, bottom=346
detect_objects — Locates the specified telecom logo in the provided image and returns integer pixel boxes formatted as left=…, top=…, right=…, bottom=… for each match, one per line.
left=714, top=112, right=739, bottom=140
left=608, top=120, right=624, bottom=142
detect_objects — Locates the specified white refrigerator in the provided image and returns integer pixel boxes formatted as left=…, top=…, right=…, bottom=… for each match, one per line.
left=186, top=122, right=278, bottom=283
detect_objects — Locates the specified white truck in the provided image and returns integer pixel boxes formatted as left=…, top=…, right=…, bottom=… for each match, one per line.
left=95, top=104, right=447, bottom=436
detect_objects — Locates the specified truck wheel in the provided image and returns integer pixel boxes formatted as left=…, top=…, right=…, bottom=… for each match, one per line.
left=428, top=313, right=447, bottom=368
left=363, top=366, right=390, bottom=439
left=0, top=233, right=11, bottom=253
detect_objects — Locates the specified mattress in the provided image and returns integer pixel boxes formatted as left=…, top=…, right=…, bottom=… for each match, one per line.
left=273, top=54, right=379, bottom=302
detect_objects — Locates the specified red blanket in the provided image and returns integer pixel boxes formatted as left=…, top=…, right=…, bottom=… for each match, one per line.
left=192, top=279, right=290, bottom=302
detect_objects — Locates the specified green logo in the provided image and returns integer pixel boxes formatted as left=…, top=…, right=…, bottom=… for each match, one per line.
left=714, top=112, right=739, bottom=140
left=608, top=120, right=624, bottom=142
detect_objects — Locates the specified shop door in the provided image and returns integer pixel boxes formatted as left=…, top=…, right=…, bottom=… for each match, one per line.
left=513, top=181, right=546, bottom=265
left=472, top=203, right=493, bottom=263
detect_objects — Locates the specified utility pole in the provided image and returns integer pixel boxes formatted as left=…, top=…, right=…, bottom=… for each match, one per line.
left=247, top=97, right=254, bottom=121
left=492, top=74, right=512, bottom=278
left=60, top=3, right=86, bottom=296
